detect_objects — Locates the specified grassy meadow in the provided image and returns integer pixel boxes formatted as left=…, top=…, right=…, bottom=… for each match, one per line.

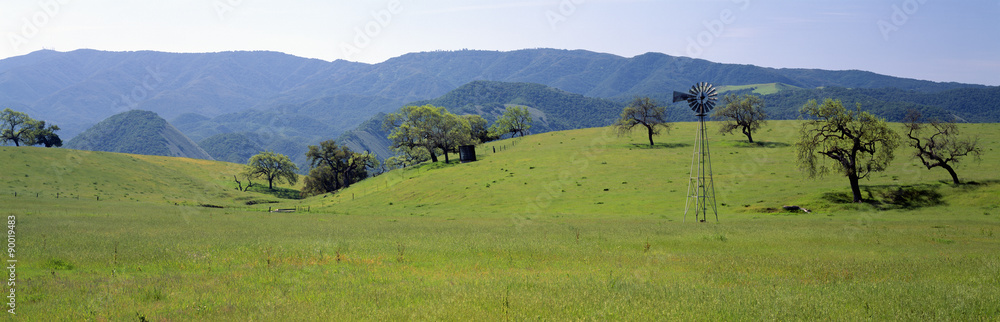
left=3, top=121, right=1000, bottom=320
left=717, top=83, right=801, bottom=95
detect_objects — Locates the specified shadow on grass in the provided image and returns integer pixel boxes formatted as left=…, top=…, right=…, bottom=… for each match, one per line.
left=822, top=183, right=945, bottom=210
left=405, top=160, right=462, bottom=172
left=248, top=185, right=304, bottom=200
left=950, top=179, right=998, bottom=190
left=628, top=143, right=691, bottom=149
left=731, top=140, right=791, bottom=148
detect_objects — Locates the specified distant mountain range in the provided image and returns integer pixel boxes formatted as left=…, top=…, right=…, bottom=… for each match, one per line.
left=65, top=110, right=213, bottom=160
left=1, top=48, right=995, bottom=163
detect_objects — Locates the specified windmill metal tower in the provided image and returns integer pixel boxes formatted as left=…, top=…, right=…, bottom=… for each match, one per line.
left=673, top=82, right=719, bottom=223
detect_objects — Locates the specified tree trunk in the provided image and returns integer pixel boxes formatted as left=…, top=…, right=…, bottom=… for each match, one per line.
left=744, top=127, right=754, bottom=143
left=646, top=125, right=655, bottom=146
left=443, top=149, right=450, bottom=163
left=849, top=173, right=863, bottom=203
left=941, top=163, right=960, bottom=184
left=428, top=149, right=439, bottom=163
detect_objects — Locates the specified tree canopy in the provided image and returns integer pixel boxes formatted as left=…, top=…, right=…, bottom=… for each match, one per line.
left=31, top=121, right=63, bottom=147
left=612, top=97, right=670, bottom=146
left=465, top=114, right=492, bottom=143
left=245, top=151, right=299, bottom=190
left=303, top=140, right=377, bottom=195
left=489, top=106, right=533, bottom=138
left=796, top=99, right=900, bottom=203
left=384, top=105, right=477, bottom=163
left=713, top=94, right=767, bottom=143
left=384, top=145, right=430, bottom=170
left=1, top=108, right=62, bottom=147
left=902, top=110, right=982, bottom=184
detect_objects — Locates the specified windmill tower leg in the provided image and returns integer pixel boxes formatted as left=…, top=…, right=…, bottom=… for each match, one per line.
left=685, top=115, right=719, bottom=223
left=676, top=82, right=719, bottom=223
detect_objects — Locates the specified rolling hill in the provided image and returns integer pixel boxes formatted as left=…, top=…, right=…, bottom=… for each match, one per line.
left=314, top=121, right=1000, bottom=217
left=4, top=122, right=1000, bottom=320
left=65, top=110, right=214, bottom=160
left=0, top=146, right=251, bottom=206
left=718, top=83, right=801, bottom=95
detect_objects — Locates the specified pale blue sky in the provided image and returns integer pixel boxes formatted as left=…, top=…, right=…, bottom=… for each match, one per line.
left=2, top=0, right=998, bottom=85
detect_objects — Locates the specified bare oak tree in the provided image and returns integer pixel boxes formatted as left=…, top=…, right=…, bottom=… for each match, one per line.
left=712, top=94, right=767, bottom=143
left=903, top=110, right=982, bottom=184
left=613, top=97, right=670, bottom=146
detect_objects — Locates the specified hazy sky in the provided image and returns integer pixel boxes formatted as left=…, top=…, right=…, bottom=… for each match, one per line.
left=2, top=0, right=998, bottom=85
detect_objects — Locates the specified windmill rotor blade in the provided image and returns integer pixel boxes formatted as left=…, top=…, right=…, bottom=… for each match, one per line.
left=678, top=82, right=718, bottom=114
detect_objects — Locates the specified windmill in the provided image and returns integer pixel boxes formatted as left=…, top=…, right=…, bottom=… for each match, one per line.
left=673, top=82, right=719, bottom=223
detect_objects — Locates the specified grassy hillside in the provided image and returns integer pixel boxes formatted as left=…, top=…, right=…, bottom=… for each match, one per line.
left=5, top=121, right=1000, bottom=320
left=0, top=146, right=289, bottom=207
left=65, top=110, right=214, bottom=160
left=718, top=82, right=801, bottom=95
left=309, top=121, right=1000, bottom=216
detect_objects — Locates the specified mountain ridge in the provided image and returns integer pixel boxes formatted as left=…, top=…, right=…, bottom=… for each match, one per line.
left=1, top=48, right=987, bottom=140
left=340, top=80, right=626, bottom=158
left=2, top=48, right=994, bottom=163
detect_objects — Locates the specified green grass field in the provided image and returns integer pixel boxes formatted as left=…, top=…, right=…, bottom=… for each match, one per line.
left=718, top=83, right=801, bottom=95
left=3, top=121, right=999, bottom=320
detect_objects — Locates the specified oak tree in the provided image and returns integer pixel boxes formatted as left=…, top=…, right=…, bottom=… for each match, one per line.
left=303, top=140, right=377, bottom=195
left=613, top=97, right=670, bottom=146
left=796, top=99, right=900, bottom=203
left=384, top=105, right=476, bottom=163
left=903, top=110, right=981, bottom=184
left=245, top=151, right=299, bottom=190
left=713, top=94, right=767, bottom=143
left=489, top=106, right=532, bottom=138
left=1, top=109, right=62, bottom=147
left=31, top=121, right=63, bottom=147
left=465, top=114, right=492, bottom=143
